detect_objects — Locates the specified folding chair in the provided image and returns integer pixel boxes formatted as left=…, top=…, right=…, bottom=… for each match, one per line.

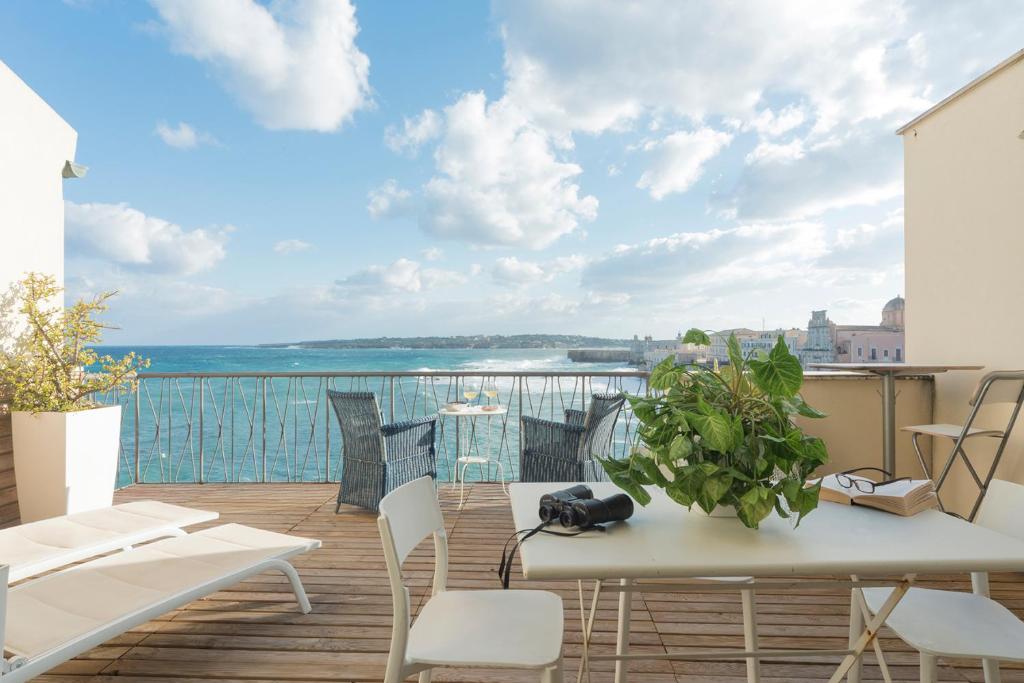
left=904, top=370, right=1024, bottom=520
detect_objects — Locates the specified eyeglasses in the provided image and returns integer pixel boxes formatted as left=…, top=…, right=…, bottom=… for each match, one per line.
left=835, top=467, right=911, bottom=494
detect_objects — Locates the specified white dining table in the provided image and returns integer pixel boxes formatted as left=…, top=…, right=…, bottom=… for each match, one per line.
left=510, top=482, right=1024, bottom=683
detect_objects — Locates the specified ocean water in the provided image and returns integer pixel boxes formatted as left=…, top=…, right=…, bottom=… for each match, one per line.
left=97, top=345, right=629, bottom=375
left=96, top=346, right=642, bottom=487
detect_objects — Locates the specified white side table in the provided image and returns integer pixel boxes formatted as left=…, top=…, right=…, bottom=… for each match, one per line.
left=437, top=405, right=509, bottom=509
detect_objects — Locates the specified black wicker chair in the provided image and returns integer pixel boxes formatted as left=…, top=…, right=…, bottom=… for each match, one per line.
left=327, top=390, right=437, bottom=512
left=520, top=393, right=626, bottom=482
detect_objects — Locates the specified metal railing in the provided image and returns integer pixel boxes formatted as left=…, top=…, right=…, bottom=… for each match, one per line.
left=107, top=371, right=648, bottom=487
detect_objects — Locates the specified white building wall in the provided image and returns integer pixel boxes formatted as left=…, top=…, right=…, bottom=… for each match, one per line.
left=0, top=60, right=77, bottom=301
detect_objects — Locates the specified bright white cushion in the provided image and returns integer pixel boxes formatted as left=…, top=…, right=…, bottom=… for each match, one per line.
left=5, top=523, right=319, bottom=659
left=863, top=586, right=1024, bottom=661
left=407, top=589, right=563, bottom=669
left=1, top=500, right=218, bottom=583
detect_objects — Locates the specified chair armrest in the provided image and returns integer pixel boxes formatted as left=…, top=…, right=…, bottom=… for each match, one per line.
left=564, top=409, right=586, bottom=427
left=381, top=414, right=437, bottom=436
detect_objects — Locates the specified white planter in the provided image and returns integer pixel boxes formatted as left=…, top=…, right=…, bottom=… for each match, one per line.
left=11, top=405, right=121, bottom=522
left=707, top=504, right=737, bottom=518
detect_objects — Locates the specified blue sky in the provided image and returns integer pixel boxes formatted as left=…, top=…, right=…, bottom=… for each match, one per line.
left=1, top=1, right=1019, bottom=344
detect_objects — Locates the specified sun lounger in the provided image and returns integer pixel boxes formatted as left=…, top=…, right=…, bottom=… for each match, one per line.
left=0, top=522, right=320, bottom=682
left=0, top=500, right=218, bottom=583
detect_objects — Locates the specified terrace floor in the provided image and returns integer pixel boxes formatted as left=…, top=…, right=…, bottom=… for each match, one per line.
left=33, top=483, right=1024, bottom=682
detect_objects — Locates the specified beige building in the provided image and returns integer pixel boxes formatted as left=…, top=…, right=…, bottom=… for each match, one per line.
left=901, top=48, right=1024, bottom=516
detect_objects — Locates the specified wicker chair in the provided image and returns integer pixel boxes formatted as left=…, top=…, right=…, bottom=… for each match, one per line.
left=327, top=390, right=437, bottom=512
left=520, top=393, right=626, bottom=482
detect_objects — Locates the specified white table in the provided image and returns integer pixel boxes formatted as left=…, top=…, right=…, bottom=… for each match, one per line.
left=437, top=405, right=509, bottom=508
left=510, top=482, right=1024, bottom=683
left=810, top=363, right=982, bottom=474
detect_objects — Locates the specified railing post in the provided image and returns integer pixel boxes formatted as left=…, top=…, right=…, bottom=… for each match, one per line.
left=134, top=381, right=141, bottom=484
left=389, top=376, right=395, bottom=422
left=518, top=375, right=524, bottom=478
left=261, top=377, right=267, bottom=483
left=324, top=378, right=331, bottom=484
left=198, top=377, right=204, bottom=484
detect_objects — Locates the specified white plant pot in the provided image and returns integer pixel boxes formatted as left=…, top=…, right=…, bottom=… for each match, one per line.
left=11, top=405, right=121, bottom=522
left=707, top=504, right=737, bottom=518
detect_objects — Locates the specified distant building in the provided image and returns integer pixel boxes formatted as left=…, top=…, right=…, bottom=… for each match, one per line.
left=799, top=297, right=906, bottom=366
left=709, top=328, right=759, bottom=363
left=741, top=328, right=806, bottom=358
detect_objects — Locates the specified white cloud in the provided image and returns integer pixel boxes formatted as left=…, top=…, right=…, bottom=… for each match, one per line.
left=636, top=127, right=732, bottom=199
left=491, top=254, right=586, bottom=285
left=385, top=109, right=442, bottom=156
left=154, top=121, right=217, bottom=148
left=65, top=201, right=228, bottom=275
left=150, top=0, right=370, bottom=131
left=496, top=0, right=929, bottom=137
left=367, top=180, right=413, bottom=219
left=420, top=247, right=443, bottom=261
left=336, top=257, right=467, bottom=296
left=583, top=222, right=827, bottom=295
left=421, top=92, right=598, bottom=249
left=273, top=239, right=312, bottom=254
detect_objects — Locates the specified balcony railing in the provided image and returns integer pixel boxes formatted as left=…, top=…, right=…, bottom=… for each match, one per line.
left=106, top=370, right=648, bottom=487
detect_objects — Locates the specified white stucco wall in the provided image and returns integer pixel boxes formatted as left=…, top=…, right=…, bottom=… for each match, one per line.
left=0, top=59, right=78, bottom=300
left=902, top=52, right=1024, bottom=516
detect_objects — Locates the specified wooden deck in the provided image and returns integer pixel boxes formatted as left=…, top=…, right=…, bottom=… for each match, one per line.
left=29, top=483, right=1024, bottom=682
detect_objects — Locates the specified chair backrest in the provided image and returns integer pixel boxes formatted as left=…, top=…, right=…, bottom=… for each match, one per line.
left=377, top=478, right=447, bottom=682
left=327, top=391, right=386, bottom=463
left=968, top=371, right=1024, bottom=407
left=974, top=479, right=1024, bottom=541
left=579, top=393, right=626, bottom=461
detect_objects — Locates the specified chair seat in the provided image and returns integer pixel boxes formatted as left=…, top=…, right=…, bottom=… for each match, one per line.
left=407, top=589, right=563, bottom=669
left=457, top=455, right=498, bottom=464
left=863, top=587, right=1024, bottom=661
left=901, top=423, right=1003, bottom=439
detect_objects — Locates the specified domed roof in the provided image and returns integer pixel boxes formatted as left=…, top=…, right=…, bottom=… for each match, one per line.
left=883, top=295, right=905, bottom=311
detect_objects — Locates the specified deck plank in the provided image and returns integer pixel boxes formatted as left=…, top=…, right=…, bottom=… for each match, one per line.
left=20, top=482, right=1013, bottom=681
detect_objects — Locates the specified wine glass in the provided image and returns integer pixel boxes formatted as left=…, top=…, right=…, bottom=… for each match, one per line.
left=463, top=383, right=480, bottom=405
left=483, top=381, right=498, bottom=405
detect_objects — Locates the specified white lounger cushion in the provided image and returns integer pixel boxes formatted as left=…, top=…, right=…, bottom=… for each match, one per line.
left=1, top=500, right=218, bottom=583
left=5, top=523, right=319, bottom=660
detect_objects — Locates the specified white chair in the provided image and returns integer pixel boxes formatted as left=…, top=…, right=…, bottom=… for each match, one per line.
left=854, top=479, right=1024, bottom=683
left=377, top=477, right=564, bottom=682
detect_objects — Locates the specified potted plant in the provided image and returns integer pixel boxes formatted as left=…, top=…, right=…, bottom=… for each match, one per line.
left=600, top=329, right=829, bottom=529
left=0, top=273, right=148, bottom=522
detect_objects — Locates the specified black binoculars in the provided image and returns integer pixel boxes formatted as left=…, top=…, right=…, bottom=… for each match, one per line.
left=538, top=485, right=634, bottom=528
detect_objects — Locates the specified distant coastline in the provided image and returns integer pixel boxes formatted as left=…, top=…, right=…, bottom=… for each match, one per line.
left=258, top=334, right=632, bottom=350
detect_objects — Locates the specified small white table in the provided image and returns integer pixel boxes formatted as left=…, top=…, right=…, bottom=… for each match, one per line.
left=437, top=405, right=509, bottom=508
left=810, top=363, right=982, bottom=473
left=510, top=482, right=1024, bottom=683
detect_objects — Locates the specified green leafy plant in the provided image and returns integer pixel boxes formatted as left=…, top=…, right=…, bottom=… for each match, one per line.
left=0, top=273, right=149, bottom=413
left=600, top=328, right=828, bottom=529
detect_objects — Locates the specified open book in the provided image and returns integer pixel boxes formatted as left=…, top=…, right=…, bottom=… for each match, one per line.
left=814, top=474, right=938, bottom=516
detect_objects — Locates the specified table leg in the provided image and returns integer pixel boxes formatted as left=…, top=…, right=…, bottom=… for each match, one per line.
left=614, top=578, right=632, bottom=683
left=740, top=588, right=761, bottom=683
left=881, top=372, right=897, bottom=474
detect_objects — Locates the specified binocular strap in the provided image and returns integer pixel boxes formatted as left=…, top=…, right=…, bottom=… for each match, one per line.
left=497, top=522, right=606, bottom=589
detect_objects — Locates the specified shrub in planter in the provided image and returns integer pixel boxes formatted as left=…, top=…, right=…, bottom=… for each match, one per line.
left=600, top=329, right=829, bottom=529
left=0, top=273, right=148, bottom=521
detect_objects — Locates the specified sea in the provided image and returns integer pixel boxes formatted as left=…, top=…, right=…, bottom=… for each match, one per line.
left=96, top=346, right=641, bottom=487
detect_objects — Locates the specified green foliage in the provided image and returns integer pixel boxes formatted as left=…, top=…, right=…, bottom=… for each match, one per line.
left=0, top=273, right=149, bottom=413
left=681, top=328, right=711, bottom=346
left=600, top=332, right=829, bottom=529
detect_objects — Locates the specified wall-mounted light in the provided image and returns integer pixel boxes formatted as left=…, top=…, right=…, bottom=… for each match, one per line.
left=1018, top=129, right=1024, bottom=140
left=62, top=160, right=88, bottom=179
